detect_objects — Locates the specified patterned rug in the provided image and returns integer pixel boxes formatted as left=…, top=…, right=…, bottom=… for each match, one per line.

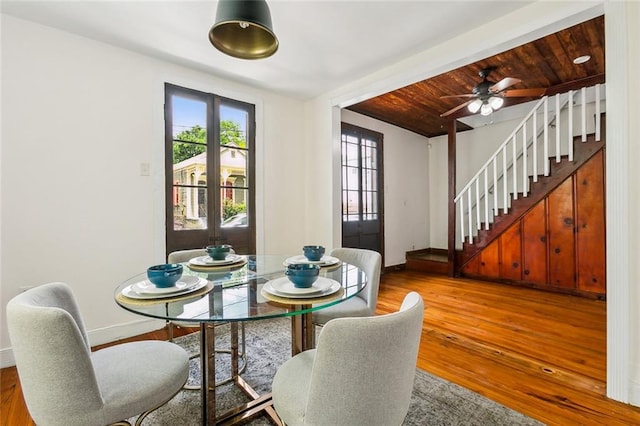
left=136, top=317, right=543, bottom=425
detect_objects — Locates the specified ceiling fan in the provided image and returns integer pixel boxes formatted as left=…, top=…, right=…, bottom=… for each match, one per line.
left=440, top=67, right=547, bottom=118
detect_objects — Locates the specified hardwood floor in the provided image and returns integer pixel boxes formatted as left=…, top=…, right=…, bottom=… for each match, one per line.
left=2, top=270, right=640, bottom=425
left=377, top=270, right=640, bottom=425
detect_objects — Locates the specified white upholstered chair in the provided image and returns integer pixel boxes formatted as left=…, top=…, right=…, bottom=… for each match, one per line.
left=6, top=282, right=189, bottom=426
left=312, top=247, right=382, bottom=325
left=272, top=291, right=424, bottom=426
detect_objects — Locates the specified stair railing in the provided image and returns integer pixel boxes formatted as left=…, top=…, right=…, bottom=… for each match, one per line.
left=455, top=83, right=603, bottom=245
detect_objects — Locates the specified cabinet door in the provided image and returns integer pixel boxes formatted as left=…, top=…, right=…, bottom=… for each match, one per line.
left=478, top=239, right=500, bottom=279
left=548, top=179, right=576, bottom=289
left=522, top=202, right=548, bottom=285
left=500, top=222, right=522, bottom=281
left=576, top=151, right=606, bottom=293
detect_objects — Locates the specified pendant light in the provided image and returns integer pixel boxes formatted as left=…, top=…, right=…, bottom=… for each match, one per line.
left=209, top=0, right=279, bottom=60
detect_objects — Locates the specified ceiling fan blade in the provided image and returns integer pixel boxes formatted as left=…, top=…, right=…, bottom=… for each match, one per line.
left=440, top=94, right=475, bottom=99
left=490, top=77, right=522, bottom=93
left=440, top=100, right=473, bottom=118
left=501, top=88, right=547, bottom=97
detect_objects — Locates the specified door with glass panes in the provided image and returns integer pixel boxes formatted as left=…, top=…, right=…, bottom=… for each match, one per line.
left=341, top=122, right=384, bottom=254
left=164, top=84, right=255, bottom=257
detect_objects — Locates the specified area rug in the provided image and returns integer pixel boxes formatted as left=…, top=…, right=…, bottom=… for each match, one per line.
left=137, top=318, right=543, bottom=425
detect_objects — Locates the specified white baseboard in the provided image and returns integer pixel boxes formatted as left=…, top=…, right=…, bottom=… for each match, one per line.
left=0, top=318, right=165, bottom=369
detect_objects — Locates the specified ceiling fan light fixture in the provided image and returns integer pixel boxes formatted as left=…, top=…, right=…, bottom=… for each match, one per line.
left=468, top=99, right=483, bottom=113
left=209, top=0, right=279, bottom=60
left=480, top=102, right=493, bottom=116
left=489, top=96, right=504, bottom=110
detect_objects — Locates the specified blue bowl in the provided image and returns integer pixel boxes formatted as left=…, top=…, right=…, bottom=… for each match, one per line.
left=247, top=255, right=257, bottom=271
left=147, top=264, right=183, bottom=288
left=285, top=263, right=320, bottom=288
left=206, top=244, right=232, bottom=260
left=303, top=245, right=325, bottom=261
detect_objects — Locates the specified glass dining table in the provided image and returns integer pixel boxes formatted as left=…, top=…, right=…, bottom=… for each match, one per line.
left=114, top=254, right=367, bottom=425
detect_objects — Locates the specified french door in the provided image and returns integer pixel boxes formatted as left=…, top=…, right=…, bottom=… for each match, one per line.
left=341, top=122, right=384, bottom=254
left=164, top=84, right=256, bottom=257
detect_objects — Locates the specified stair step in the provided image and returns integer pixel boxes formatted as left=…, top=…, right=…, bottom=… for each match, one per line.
left=406, top=249, right=449, bottom=274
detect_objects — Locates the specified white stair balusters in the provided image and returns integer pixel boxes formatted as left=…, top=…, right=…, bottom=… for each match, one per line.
left=454, top=84, right=604, bottom=245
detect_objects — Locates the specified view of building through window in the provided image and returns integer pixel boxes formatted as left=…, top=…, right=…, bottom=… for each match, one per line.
left=171, top=97, right=249, bottom=230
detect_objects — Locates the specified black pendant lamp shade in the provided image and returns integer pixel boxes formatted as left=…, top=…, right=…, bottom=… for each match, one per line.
left=209, top=0, right=279, bottom=60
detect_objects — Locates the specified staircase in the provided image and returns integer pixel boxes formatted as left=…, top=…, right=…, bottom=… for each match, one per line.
left=460, top=128, right=605, bottom=265
left=408, top=84, right=607, bottom=297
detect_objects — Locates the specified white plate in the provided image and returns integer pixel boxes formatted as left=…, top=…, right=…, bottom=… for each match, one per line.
left=132, top=275, right=201, bottom=295
left=263, top=277, right=341, bottom=299
left=188, top=254, right=244, bottom=266
left=284, top=255, right=341, bottom=267
left=270, top=276, right=333, bottom=295
left=122, top=277, right=209, bottom=300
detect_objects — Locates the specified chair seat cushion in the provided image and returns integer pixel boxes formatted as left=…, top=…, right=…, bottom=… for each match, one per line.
left=92, top=340, right=188, bottom=422
left=312, top=296, right=373, bottom=325
left=272, top=349, right=316, bottom=426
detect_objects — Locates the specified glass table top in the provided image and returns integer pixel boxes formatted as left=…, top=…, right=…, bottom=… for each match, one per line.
left=114, top=254, right=367, bottom=323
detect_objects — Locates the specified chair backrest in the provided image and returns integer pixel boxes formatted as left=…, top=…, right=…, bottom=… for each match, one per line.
left=330, top=247, right=382, bottom=310
left=6, top=282, right=104, bottom=423
left=167, top=248, right=207, bottom=264
left=304, top=291, right=424, bottom=425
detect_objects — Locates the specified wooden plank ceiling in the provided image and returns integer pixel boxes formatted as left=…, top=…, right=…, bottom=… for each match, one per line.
left=346, top=16, right=605, bottom=138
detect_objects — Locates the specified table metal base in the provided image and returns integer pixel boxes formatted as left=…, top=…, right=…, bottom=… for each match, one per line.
left=200, top=309, right=314, bottom=425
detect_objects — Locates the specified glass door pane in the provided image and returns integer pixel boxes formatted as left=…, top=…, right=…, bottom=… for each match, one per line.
left=171, top=95, right=208, bottom=230
left=219, top=104, right=249, bottom=228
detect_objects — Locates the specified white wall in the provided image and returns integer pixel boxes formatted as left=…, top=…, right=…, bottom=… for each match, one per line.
left=341, top=109, right=430, bottom=267
left=627, top=0, right=640, bottom=407
left=0, top=15, right=308, bottom=362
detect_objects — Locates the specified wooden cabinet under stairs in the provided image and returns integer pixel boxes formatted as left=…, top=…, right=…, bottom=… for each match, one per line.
left=459, top=137, right=606, bottom=299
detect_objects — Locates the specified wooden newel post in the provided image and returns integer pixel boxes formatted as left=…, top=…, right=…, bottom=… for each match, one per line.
left=447, top=120, right=457, bottom=277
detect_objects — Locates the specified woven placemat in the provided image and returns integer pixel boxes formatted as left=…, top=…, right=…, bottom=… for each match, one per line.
left=320, top=262, right=342, bottom=272
left=260, top=286, right=344, bottom=305
left=186, top=258, right=248, bottom=273
left=116, top=282, right=214, bottom=307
